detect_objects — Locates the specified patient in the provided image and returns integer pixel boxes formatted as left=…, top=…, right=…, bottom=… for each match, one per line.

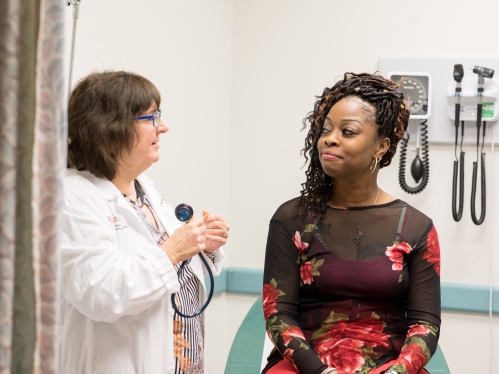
left=262, top=72, right=441, bottom=374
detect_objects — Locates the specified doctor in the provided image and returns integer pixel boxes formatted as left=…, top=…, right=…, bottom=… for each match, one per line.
left=60, top=71, right=229, bottom=374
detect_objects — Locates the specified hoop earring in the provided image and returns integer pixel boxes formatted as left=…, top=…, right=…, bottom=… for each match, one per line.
left=370, top=156, right=382, bottom=173
left=370, top=157, right=377, bottom=173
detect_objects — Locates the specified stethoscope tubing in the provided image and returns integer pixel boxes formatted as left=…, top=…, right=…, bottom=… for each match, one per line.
left=171, top=204, right=215, bottom=318
left=171, top=252, right=215, bottom=318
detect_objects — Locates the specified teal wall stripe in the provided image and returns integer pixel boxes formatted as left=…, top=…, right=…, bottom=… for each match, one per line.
left=441, top=282, right=499, bottom=315
left=226, top=268, right=264, bottom=294
left=208, top=268, right=498, bottom=315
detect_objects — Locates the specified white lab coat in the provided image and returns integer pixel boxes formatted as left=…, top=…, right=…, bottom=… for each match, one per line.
left=59, top=169, right=224, bottom=374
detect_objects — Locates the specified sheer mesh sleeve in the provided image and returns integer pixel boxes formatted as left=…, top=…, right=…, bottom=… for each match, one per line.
left=263, top=217, right=328, bottom=374
left=262, top=199, right=441, bottom=374
left=387, top=224, right=441, bottom=374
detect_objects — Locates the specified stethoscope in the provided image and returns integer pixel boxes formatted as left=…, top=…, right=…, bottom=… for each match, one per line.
left=171, top=204, right=215, bottom=318
left=451, top=64, right=465, bottom=222
left=470, top=66, right=493, bottom=225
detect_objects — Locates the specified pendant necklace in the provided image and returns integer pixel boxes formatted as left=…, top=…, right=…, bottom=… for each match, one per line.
left=345, top=188, right=380, bottom=244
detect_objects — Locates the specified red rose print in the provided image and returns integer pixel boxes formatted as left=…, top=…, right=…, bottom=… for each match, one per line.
left=314, top=318, right=389, bottom=373
left=394, top=343, right=427, bottom=373
left=315, top=336, right=364, bottom=372
left=292, top=231, right=309, bottom=255
left=262, top=284, right=280, bottom=320
left=423, top=226, right=440, bottom=276
left=281, top=326, right=305, bottom=347
left=329, top=319, right=390, bottom=348
left=386, top=242, right=412, bottom=271
left=283, top=348, right=299, bottom=371
left=407, top=324, right=430, bottom=339
left=300, top=261, right=313, bottom=285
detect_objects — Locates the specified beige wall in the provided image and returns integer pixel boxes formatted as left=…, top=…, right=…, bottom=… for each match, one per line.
left=67, top=1, right=499, bottom=373
left=228, top=2, right=499, bottom=373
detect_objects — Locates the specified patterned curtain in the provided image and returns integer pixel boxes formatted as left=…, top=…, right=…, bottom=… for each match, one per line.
left=0, top=0, right=66, bottom=373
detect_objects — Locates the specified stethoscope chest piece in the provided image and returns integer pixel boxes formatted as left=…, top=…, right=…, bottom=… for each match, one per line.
left=175, top=203, right=194, bottom=222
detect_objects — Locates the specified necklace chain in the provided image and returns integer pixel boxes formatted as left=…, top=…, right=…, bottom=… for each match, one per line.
left=122, top=193, right=144, bottom=208
left=345, top=188, right=380, bottom=244
left=121, top=179, right=145, bottom=208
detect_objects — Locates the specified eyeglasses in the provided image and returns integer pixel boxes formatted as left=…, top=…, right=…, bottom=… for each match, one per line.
left=137, top=109, right=162, bottom=128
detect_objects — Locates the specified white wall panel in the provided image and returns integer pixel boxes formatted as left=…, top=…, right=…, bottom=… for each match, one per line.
left=64, top=1, right=499, bottom=372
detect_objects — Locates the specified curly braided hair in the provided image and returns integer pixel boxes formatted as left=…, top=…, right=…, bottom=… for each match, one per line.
left=299, top=72, right=410, bottom=219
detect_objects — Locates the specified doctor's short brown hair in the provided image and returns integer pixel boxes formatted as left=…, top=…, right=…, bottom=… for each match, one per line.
left=68, top=70, right=161, bottom=180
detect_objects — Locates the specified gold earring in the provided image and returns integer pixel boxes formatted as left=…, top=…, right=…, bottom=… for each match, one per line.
left=370, top=155, right=382, bottom=173
left=370, top=156, right=377, bottom=173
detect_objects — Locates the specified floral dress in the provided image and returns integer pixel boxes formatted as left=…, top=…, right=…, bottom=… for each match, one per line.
left=262, top=198, right=440, bottom=374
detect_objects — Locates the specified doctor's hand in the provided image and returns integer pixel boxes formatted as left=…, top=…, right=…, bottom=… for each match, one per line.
left=202, top=210, right=229, bottom=254
left=161, top=217, right=206, bottom=265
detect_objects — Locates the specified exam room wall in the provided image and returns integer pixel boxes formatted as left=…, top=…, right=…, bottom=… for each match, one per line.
left=228, top=1, right=499, bottom=373
left=65, top=0, right=499, bottom=373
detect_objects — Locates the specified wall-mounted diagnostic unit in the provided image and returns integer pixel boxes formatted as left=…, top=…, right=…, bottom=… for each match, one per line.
left=389, top=72, right=432, bottom=194
left=447, top=65, right=497, bottom=225
left=391, top=73, right=432, bottom=119
left=380, top=58, right=499, bottom=226
left=447, top=68, right=499, bottom=122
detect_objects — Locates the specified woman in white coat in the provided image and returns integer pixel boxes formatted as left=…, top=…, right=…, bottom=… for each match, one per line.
left=60, top=71, right=229, bottom=374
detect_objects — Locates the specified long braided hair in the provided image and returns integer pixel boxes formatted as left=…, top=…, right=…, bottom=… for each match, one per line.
left=299, top=72, right=410, bottom=220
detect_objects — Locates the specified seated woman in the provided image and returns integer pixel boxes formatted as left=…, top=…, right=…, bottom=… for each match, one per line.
left=262, top=73, right=440, bottom=374
left=59, top=71, right=229, bottom=374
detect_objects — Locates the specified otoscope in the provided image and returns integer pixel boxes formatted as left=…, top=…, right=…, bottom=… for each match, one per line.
left=171, top=204, right=215, bottom=318
left=451, top=64, right=465, bottom=222
left=470, top=65, right=493, bottom=225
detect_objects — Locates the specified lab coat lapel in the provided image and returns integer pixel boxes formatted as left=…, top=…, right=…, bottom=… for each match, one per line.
left=85, top=171, right=154, bottom=241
